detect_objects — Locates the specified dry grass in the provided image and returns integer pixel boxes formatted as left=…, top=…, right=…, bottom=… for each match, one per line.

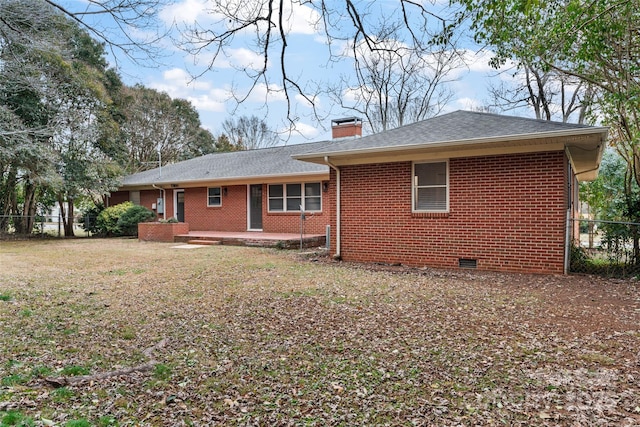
left=1, top=239, right=639, bottom=426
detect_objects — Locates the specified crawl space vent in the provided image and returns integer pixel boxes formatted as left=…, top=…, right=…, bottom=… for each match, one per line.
left=458, top=258, right=477, bottom=269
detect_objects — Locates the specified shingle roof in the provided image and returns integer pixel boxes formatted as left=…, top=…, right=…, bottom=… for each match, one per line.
left=295, top=110, right=604, bottom=158
left=121, top=140, right=333, bottom=187
left=121, top=110, right=607, bottom=187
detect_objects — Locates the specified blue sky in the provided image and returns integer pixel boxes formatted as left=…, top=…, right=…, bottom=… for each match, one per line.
left=64, top=0, right=517, bottom=145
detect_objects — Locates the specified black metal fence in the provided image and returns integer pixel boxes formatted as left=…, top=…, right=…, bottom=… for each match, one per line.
left=0, top=214, right=96, bottom=237
left=570, top=218, right=640, bottom=277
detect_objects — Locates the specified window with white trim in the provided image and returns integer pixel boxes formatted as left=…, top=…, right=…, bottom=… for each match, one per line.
left=413, top=161, right=448, bottom=211
left=207, top=187, right=222, bottom=207
left=268, top=183, right=322, bottom=212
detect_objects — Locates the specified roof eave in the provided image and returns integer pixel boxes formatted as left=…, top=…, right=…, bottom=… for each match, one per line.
left=293, top=127, right=609, bottom=164
left=119, top=169, right=330, bottom=189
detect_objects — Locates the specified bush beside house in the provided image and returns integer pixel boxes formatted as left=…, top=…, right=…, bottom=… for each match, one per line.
left=94, top=202, right=156, bottom=237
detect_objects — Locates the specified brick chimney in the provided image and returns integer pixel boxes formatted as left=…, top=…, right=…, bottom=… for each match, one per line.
left=331, top=117, right=362, bottom=139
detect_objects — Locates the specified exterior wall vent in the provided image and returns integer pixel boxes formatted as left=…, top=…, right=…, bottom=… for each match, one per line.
left=458, top=258, right=477, bottom=269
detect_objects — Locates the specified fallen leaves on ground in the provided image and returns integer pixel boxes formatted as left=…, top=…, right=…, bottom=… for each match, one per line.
left=0, top=239, right=639, bottom=426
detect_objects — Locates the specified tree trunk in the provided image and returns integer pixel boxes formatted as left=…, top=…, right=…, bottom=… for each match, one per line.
left=13, top=179, right=36, bottom=234
left=0, top=167, right=17, bottom=232
left=16, top=181, right=37, bottom=234
left=64, top=198, right=75, bottom=237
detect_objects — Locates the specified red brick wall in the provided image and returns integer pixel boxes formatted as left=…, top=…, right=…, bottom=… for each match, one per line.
left=108, top=191, right=129, bottom=206
left=182, top=185, right=247, bottom=231
left=179, top=184, right=330, bottom=234
left=331, top=151, right=569, bottom=274
left=332, top=123, right=363, bottom=139
left=140, top=190, right=160, bottom=220
left=164, top=189, right=175, bottom=219
left=138, top=222, right=189, bottom=242
left=111, top=183, right=331, bottom=234
left=263, top=203, right=329, bottom=234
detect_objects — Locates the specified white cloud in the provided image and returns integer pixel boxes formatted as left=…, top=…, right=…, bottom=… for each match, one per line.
left=454, top=97, right=483, bottom=111
left=294, top=93, right=321, bottom=109
left=282, top=3, right=322, bottom=35
left=197, top=48, right=267, bottom=71
left=186, top=94, right=226, bottom=112
left=459, top=48, right=518, bottom=75
left=161, top=0, right=322, bottom=36
left=152, top=68, right=212, bottom=93
left=464, top=49, right=497, bottom=73
left=246, top=83, right=288, bottom=103
left=159, top=0, right=212, bottom=25
left=147, top=68, right=231, bottom=112
left=284, top=121, right=320, bottom=139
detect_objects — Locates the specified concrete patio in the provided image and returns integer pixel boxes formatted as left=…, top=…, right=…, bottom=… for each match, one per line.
left=174, top=230, right=326, bottom=249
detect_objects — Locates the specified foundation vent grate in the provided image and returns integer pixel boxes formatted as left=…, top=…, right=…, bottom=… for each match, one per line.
left=458, top=258, right=477, bottom=269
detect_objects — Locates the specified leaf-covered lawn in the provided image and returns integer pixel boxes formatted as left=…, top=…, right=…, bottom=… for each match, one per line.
left=0, top=239, right=639, bottom=426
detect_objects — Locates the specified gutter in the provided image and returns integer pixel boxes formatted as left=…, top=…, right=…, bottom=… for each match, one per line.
left=324, top=156, right=341, bottom=259
left=122, top=170, right=329, bottom=189
left=294, top=127, right=608, bottom=161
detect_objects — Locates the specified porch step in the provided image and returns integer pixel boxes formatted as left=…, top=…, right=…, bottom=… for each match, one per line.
left=188, top=239, right=221, bottom=246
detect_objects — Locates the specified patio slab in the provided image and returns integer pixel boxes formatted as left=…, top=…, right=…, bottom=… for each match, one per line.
left=174, top=231, right=326, bottom=249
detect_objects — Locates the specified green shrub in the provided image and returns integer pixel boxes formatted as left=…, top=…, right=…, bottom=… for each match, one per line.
left=96, top=202, right=134, bottom=236
left=79, top=204, right=105, bottom=234
left=95, top=202, right=155, bottom=237
left=116, top=205, right=155, bottom=236
left=159, top=217, right=178, bottom=223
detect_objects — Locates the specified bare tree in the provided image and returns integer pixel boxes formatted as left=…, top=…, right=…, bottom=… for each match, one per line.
left=221, top=115, right=280, bottom=150
left=43, top=0, right=167, bottom=65
left=178, top=1, right=459, bottom=124
left=0, top=0, right=166, bottom=69
left=486, top=62, right=596, bottom=124
left=331, top=26, right=463, bottom=133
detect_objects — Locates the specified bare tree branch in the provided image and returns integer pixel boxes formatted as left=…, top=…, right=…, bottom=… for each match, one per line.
left=43, top=0, right=168, bottom=65
left=177, top=0, right=457, bottom=125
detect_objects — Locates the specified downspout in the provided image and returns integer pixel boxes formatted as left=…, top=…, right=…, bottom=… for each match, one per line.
left=152, top=184, right=166, bottom=221
left=324, top=156, right=341, bottom=259
left=563, top=154, right=574, bottom=275
left=564, top=209, right=571, bottom=275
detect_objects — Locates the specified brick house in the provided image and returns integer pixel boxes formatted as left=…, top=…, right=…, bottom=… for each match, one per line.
left=293, top=111, right=608, bottom=274
left=112, top=111, right=607, bottom=274
left=109, top=142, right=334, bottom=235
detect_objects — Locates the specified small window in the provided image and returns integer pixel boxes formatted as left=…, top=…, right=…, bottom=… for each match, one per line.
left=130, top=191, right=140, bottom=205
left=286, top=184, right=302, bottom=211
left=268, top=183, right=322, bottom=212
left=207, top=187, right=222, bottom=207
left=305, top=183, right=321, bottom=211
left=413, top=161, right=448, bottom=212
left=268, top=184, right=284, bottom=211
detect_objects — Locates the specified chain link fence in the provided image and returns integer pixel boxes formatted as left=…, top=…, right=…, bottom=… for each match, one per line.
left=570, top=218, right=640, bottom=277
left=0, top=214, right=96, bottom=237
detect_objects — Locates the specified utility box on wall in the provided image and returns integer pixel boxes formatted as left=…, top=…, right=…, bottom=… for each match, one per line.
left=156, top=198, right=164, bottom=214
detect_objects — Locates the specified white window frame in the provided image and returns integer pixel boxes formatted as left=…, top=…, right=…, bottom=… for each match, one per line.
left=412, top=160, right=449, bottom=213
left=268, top=182, right=322, bottom=213
left=207, top=187, right=222, bottom=207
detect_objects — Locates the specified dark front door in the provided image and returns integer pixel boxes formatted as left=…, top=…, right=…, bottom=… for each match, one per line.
left=176, top=191, right=185, bottom=222
left=249, top=184, right=262, bottom=230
